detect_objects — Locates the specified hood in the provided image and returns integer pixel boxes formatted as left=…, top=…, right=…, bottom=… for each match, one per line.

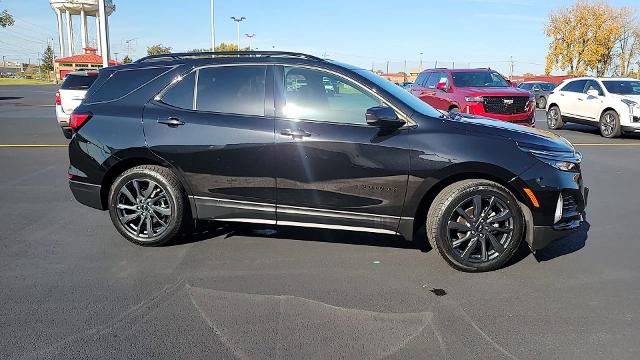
left=610, top=94, right=640, bottom=103
left=446, top=113, right=575, bottom=153
left=459, top=87, right=531, bottom=97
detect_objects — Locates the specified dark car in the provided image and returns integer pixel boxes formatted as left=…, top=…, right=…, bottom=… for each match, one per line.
left=517, top=81, right=557, bottom=109
left=67, top=51, right=587, bottom=272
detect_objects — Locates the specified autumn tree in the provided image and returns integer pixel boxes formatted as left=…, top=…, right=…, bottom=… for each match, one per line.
left=615, top=7, right=640, bottom=76
left=0, top=8, right=14, bottom=27
left=187, top=43, right=250, bottom=52
left=545, top=1, right=624, bottom=76
left=146, top=44, right=172, bottom=56
left=122, top=55, right=132, bottom=64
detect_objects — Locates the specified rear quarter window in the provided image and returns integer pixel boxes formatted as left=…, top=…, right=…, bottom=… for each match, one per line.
left=60, top=74, right=97, bottom=90
left=84, top=66, right=174, bottom=104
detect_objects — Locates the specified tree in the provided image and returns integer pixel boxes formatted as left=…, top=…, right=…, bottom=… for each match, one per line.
left=122, top=55, right=132, bottom=64
left=545, top=1, right=623, bottom=76
left=146, top=44, right=172, bottom=56
left=0, top=9, right=14, bottom=28
left=186, top=43, right=250, bottom=53
left=41, top=44, right=55, bottom=80
left=615, top=7, right=640, bottom=76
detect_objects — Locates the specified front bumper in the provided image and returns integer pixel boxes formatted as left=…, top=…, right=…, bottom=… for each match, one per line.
left=511, top=161, right=588, bottom=250
left=464, top=102, right=535, bottom=126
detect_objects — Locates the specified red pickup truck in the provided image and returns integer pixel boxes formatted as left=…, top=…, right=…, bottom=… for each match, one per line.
left=411, top=68, right=536, bottom=126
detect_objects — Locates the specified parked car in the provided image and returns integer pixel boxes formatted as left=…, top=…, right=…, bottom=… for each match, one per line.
left=546, top=77, right=640, bottom=138
left=411, top=68, right=536, bottom=126
left=67, top=51, right=587, bottom=272
left=401, top=81, right=413, bottom=91
left=55, top=70, right=98, bottom=138
left=518, top=81, right=556, bottom=109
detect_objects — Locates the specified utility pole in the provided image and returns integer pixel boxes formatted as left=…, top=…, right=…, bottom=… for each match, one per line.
left=113, top=52, right=119, bottom=62
left=244, top=33, right=255, bottom=51
left=403, top=59, right=407, bottom=82
left=124, top=38, right=136, bottom=58
left=371, top=60, right=374, bottom=72
left=419, top=52, right=423, bottom=72
left=509, top=56, right=514, bottom=80
left=230, top=16, right=246, bottom=51
left=210, top=0, right=216, bottom=51
left=386, top=60, right=389, bottom=75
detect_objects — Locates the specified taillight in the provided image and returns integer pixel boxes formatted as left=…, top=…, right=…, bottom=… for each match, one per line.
left=69, top=112, right=92, bottom=131
left=55, top=91, right=61, bottom=106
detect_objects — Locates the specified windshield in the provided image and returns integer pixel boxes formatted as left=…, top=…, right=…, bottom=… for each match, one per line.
left=452, top=71, right=509, bottom=88
left=538, top=83, right=556, bottom=91
left=601, top=80, right=640, bottom=95
left=355, top=69, right=442, bottom=117
left=61, top=74, right=97, bottom=90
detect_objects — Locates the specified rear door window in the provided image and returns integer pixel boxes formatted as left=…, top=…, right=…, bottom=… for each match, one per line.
left=195, top=65, right=266, bottom=116
left=60, top=74, right=97, bottom=90
left=561, top=80, right=587, bottom=93
left=425, top=72, right=440, bottom=88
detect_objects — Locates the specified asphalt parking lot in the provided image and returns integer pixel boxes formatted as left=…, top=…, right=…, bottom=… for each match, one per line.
left=1, top=85, right=640, bottom=359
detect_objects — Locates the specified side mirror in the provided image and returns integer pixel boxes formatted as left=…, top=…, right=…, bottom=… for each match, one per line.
left=366, top=106, right=405, bottom=129
left=436, top=82, right=448, bottom=91
left=586, top=89, right=599, bottom=97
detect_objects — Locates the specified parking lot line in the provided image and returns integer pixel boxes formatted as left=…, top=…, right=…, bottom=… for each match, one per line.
left=0, top=144, right=68, bottom=148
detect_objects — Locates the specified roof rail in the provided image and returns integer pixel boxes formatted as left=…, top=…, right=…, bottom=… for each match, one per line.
left=135, top=51, right=326, bottom=63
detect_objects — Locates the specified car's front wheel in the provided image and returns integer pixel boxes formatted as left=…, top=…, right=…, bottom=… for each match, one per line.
left=426, top=180, right=524, bottom=272
left=599, top=110, right=621, bottom=138
left=108, top=165, right=187, bottom=246
left=537, top=96, right=547, bottom=109
left=547, top=105, right=564, bottom=130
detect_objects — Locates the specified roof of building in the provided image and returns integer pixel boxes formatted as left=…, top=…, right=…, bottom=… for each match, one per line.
left=55, top=47, right=120, bottom=65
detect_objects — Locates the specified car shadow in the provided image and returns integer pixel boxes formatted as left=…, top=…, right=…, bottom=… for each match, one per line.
left=556, top=124, right=640, bottom=140
left=533, top=220, right=590, bottom=262
left=0, top=96, right=24, bottom=101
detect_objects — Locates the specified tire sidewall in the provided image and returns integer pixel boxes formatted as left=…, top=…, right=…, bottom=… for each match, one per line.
left=538, top=96, right=546, bottom=109
left=108, top=167, right=182, bottom=246
left=600, top=110, right=621, bottom=138
left=434, top=185, right=524, bottom=272
left=547, top=105, right=563, bottom=129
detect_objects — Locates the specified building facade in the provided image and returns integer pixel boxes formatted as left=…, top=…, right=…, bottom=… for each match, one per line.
left=54, top=47, right=119, bottom=80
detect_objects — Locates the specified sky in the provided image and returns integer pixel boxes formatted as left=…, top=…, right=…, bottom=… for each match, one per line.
left=1, top=0, right=638, bottom=75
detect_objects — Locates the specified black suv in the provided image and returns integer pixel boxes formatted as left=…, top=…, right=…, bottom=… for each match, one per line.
left=68, top=51, right=587, bottom=272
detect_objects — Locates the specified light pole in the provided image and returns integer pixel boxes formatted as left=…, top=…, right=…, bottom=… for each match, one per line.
left=230, top=16, right=246, bottom=51
left=210, top=0, right=215, bottom=51
left=244, top=33, right=255, bottom=51
left=419, top=52, right=423, bottom=72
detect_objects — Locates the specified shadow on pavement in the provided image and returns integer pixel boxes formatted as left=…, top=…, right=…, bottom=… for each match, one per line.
left=533, top=220, right=590, bottom=262
left=0, top=96, right=24, bottom=101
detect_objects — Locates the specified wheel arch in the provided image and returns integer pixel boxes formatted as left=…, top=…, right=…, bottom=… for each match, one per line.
left=599, top=107, right=618, bottom=120
left=404, top=168, right=528, bottom=240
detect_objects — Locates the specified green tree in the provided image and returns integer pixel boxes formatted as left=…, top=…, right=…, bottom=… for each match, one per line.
left=146, top=44, right=172, bottom=56
left=0, top=9, right=14, bottom=28
left=122, top=55, right=132, bottom=64
left=40, top=44, right=55, bottom=80
left=187, top=43, right=250, bottom=53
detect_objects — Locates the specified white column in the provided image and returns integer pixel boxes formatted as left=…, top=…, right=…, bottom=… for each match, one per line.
left=98, top=0, right=110, bottom=67
left=55, top=9, right=64, bottom=57
left=95, top=15, right=101, bottom=55
left=80, top=7, right=88, bottom=49
left=65, top=10, right=74, bottom=56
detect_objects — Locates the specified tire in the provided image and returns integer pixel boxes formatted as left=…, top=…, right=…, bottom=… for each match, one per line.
left=537, top=96, right=547, bottom=109
left=599, top=110, right=621, bottom=138
left=449, top=107, right=459, bottom=115
left=426, top=179, right=524, bottom=272
left=108, top=165, right=187, bottom=246
left=546, top=105, right=564, bottom=130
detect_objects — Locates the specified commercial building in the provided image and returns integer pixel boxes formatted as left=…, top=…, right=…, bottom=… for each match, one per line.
left=54, top=47, right=119, bottom=80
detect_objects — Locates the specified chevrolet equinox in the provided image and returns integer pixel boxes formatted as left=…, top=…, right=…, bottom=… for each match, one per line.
left=68, top=51, right=588, bottom=272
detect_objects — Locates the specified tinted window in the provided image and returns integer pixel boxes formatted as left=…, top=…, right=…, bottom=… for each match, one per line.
left=561, top=80, right=587, bottom=93
left=425, top=72, right=440, bottom=88
left=86, top=66, right=171, bottom=103
left=519, top=83, right=532, bottom=90
left=161, top=72, right=196, bottom=109
left=60, top=74, right=97, bottom=90
left=281, top=66, right=382, bottom=125
left=196, top=65, right=265, bottom=116
left=451, top=71, right=509, bottom=87
left=539, top=83, right=556, bottom=91
left=585, top=80, right=604, bottom=96
left=414, top=72, right=428, bottom=87
left=601, top=80, right=640, bottom=95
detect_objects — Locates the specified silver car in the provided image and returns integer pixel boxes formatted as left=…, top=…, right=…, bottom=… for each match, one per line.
left=55, top=70, right=98, bottom=138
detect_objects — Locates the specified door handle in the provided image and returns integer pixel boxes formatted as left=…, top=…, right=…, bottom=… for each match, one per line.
left=280, top=128, right=311, bottom=138
left=157, top=117, right=185, bottom=127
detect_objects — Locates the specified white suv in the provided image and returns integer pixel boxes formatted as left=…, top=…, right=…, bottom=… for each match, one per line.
left=55, top=70, right=98, bottom=138
left=546, top=77, right=640, bottom=138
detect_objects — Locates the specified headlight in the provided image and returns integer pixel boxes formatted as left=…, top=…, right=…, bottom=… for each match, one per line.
left=621, top=98, right=639, bottom=114
left=465, top=96, right=484, bottom=102
left=518, top=145, right=581, bottom=172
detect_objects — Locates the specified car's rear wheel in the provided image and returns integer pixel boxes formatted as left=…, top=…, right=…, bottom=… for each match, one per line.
left=547, top=105, right=564, bottom=130
left=537, top=96, right=547, bottom=109
left=426, top=180, right=524, bottom=272
left=108, top=165, right=186, bottom=246
left=599, top=110, right=621, bottom=138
